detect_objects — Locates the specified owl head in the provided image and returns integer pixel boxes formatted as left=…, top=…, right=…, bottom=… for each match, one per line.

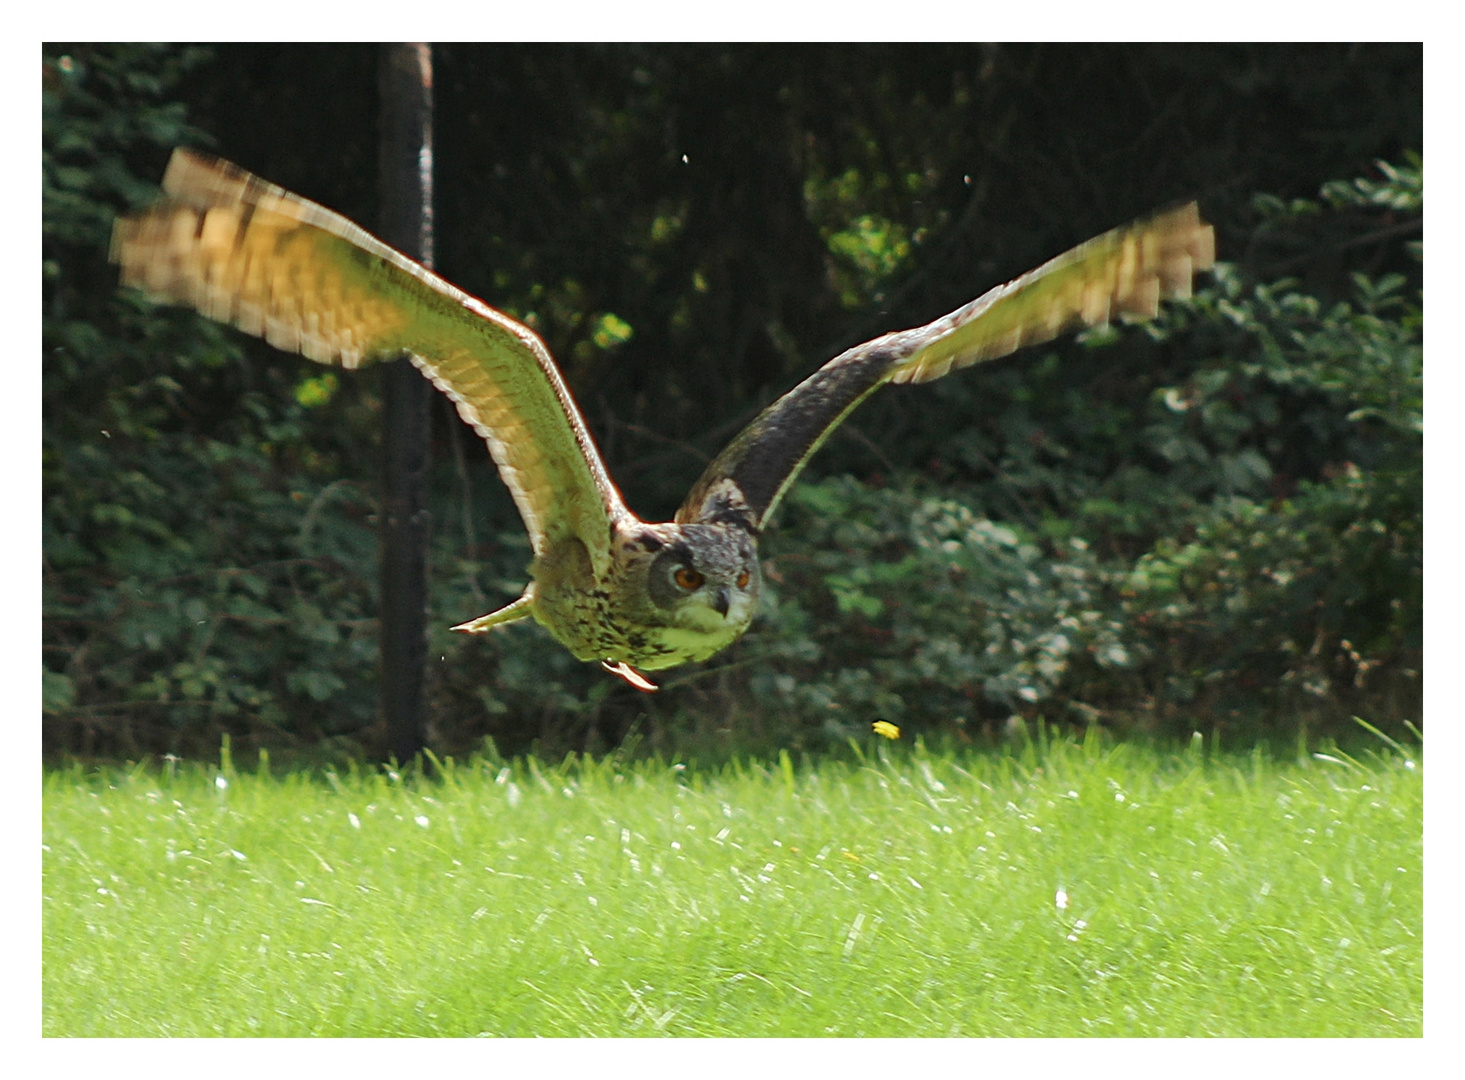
left=610, top=521, right=761, bottom=664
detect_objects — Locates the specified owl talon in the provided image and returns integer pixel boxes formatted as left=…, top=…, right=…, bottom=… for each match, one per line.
left=602, top=660, right=659, bottom=692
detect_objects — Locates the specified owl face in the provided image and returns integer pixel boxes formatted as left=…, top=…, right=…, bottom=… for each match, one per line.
left=608, top=521, right=761, bottom=666
left=644, top=524, right=759, bottom=622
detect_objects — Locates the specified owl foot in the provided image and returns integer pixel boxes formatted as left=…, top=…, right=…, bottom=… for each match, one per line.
left=602, top=660, right=659, bottom=692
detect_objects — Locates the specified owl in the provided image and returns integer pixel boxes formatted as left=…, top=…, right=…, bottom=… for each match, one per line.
left=111, top=150, right=1213, bottom=691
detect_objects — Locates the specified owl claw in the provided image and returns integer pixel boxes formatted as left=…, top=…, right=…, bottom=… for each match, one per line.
left=602, top=660, right=659, bottom=692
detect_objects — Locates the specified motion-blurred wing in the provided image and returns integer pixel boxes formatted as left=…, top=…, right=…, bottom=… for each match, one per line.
left=111, top=149, right=629, bottom=569
left=677, top=202, right=1214, bottom=531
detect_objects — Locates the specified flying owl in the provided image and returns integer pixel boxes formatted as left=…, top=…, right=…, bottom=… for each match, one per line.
left=111, top=149, right=1214, bottom=691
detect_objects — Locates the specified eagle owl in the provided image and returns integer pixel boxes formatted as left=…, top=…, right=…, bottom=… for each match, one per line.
left=112, top=150, right=1214, bottom=691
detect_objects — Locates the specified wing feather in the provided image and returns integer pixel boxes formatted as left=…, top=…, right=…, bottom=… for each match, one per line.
left=111, top=149, right=629, bottom=568
left=678, top=202, right=1213, bottom=531
left=888, top=202, right=1213, bottom=385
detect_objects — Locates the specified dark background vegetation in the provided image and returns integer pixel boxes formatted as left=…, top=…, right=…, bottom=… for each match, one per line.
left=42, top=43, right=1422, bottom=763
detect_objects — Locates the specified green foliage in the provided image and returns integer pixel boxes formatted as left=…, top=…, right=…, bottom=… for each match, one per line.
left=43, top=46, right=384, bottom=756
left=1116, top=256, right=1421, bottom=732
left=42, top=739, right=1422, bottom=1035
left=805, top=163, right=930, bottom=307
left=743, top=478, right=1129, bottom=742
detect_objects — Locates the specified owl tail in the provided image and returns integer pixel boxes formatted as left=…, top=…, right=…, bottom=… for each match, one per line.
left=450, top=588, right=536, bottom=634
left=449, top=585, right=659, bottom=693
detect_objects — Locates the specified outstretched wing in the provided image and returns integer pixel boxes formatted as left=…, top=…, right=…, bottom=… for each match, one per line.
left=111, top=149, right=629, bottom=569
left=677, top=202, right=1214, bottom=531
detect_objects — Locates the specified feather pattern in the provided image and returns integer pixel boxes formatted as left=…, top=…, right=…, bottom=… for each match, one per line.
left=110, top=149, right=629, bottom=572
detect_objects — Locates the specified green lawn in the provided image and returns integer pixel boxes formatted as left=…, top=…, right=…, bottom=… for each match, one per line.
left=42, top=733, right=1421, bottom=1036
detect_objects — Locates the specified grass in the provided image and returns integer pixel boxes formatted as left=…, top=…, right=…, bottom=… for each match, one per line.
left=42, top=732, right=1422, bottom=1037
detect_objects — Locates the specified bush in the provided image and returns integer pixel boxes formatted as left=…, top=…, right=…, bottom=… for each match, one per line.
left=43, top=46, right=384, bottom=757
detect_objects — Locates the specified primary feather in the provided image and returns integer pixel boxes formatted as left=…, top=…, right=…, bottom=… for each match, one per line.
left=111, top=149, right=628, bottom=570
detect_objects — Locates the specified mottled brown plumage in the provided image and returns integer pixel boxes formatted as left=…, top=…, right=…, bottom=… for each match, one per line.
left=112, top=149, right=1213, bottom=689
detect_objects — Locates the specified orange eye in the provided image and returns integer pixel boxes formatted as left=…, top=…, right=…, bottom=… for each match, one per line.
left=674, top=567, right=704, bottom=590
left=736, top=570, right=750, bottom=589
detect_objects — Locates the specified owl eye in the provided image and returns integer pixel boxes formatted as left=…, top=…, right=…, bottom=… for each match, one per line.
left=673, top=566, right=704, bottom=590
left=736, top=570, right=750, bottom=589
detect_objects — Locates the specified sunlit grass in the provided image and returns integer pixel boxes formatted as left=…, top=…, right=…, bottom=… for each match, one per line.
left=42, top=733, right=1421, bottom=1036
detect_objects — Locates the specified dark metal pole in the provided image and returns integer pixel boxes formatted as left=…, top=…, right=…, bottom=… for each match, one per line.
left=376, top=43, right=434, bottom=764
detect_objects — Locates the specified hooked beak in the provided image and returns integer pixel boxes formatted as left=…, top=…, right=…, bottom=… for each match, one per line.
left=713, top=586, right=732, bottom=617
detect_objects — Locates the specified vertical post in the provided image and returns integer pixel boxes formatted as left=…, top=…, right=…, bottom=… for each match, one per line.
left=377, top=43, right=434, bottom=764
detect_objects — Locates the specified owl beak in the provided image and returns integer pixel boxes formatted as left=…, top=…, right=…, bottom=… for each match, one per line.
left=713, top=586, right=732, bottom=618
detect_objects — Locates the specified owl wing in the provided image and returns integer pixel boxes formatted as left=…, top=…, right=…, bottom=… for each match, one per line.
left=676, top=202, right=1214, bottom=531
left=111, top=149, right=630, bottom=573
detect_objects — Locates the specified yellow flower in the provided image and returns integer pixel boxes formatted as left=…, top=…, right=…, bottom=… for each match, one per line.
left=872, top=720, right=900, bottom=740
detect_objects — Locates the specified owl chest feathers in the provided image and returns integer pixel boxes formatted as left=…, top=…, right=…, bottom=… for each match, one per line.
left=529, top=520, right=761, bottom=671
